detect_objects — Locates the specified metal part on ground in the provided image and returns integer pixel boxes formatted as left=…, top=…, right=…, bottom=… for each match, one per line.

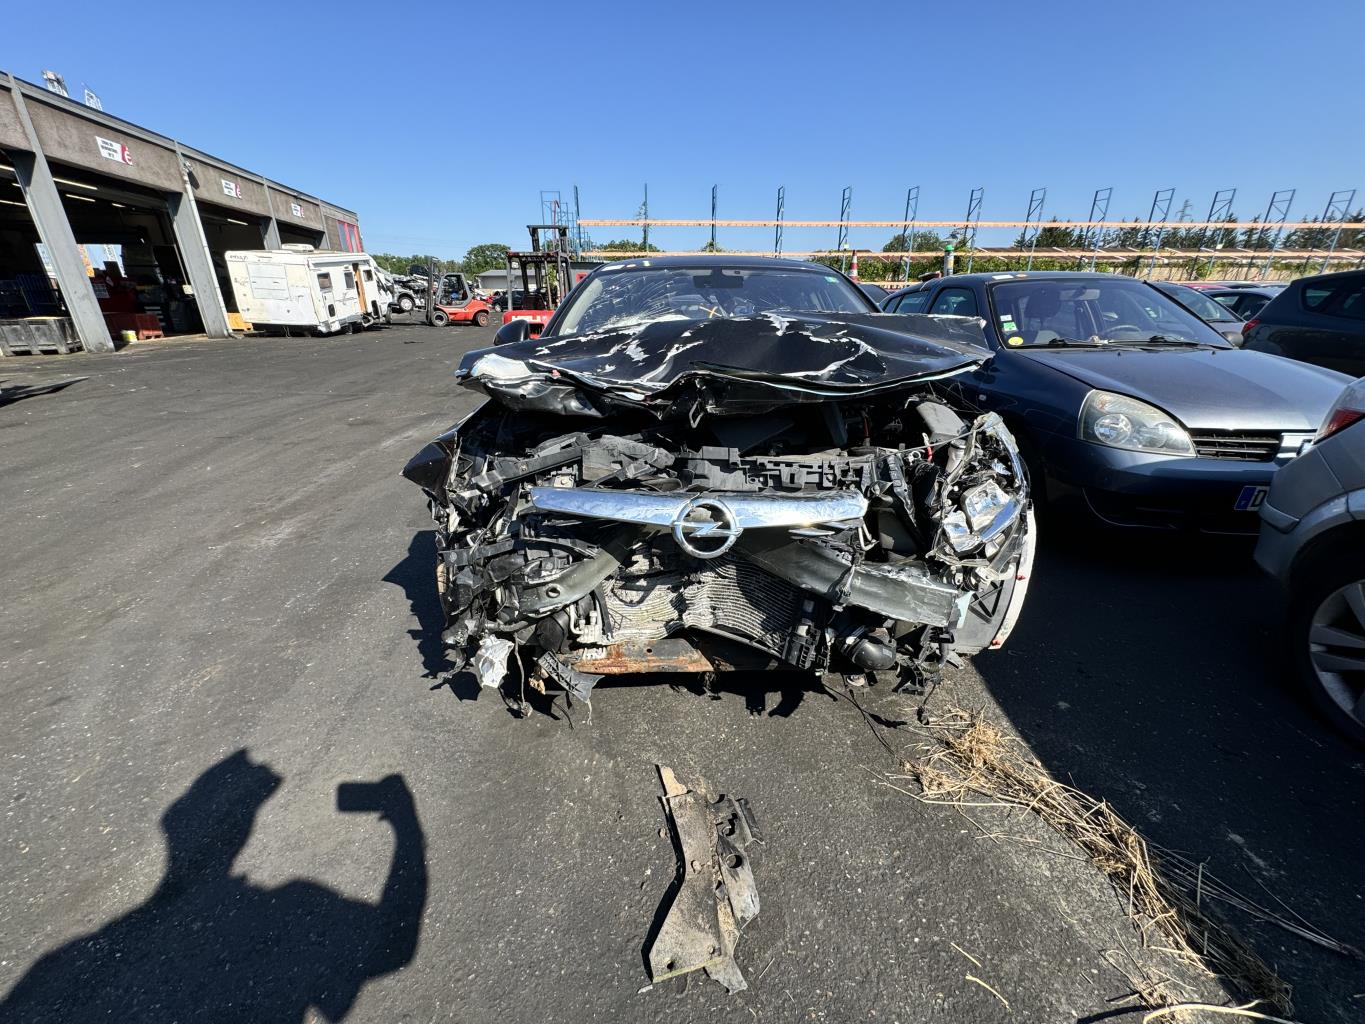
left=648, top=765, right=760, bottom=993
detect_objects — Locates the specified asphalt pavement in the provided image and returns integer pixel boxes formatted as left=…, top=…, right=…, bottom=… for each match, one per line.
left=1, top=321, right=1361, bottom=1023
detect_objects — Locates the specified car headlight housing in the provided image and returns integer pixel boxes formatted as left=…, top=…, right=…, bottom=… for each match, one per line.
left=1079, top=390, right=1194, bottom=456
left=941, top=480, right=1021, bottom=553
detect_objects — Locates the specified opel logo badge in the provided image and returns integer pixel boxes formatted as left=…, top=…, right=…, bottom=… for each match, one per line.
left=670, top=497, right=741, bottom=559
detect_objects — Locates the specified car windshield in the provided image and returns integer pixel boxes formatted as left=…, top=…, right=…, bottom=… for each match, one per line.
left=550, top=264, right=872, bottom=336
left=1159, top=284, right=1241, bottom=322
left=988, top=278, right=1228, bottom=347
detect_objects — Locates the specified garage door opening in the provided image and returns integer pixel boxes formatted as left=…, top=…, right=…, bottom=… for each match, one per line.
left=0, top=159, right=68, bottom=331
left=196, top=201, right=268, bottom=314
left=278, top=224, right=325, bottom=249
left=48, top=162, right=208, bottom=339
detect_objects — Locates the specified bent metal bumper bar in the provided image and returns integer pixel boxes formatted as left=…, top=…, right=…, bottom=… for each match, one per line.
left=528, top=486, right=869, bottom=531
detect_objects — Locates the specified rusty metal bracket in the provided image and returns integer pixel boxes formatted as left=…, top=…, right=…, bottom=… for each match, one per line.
left=647, top=765, right=760, bottom=993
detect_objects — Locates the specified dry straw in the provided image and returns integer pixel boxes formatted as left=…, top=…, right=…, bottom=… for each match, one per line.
left=875, top=707, right=1364, bottom=1016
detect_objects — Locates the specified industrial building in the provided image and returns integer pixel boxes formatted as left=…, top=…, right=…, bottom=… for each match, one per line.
left=0, top=72, right=363, bottom=353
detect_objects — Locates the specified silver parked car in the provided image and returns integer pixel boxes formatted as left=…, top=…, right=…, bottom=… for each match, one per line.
left=1255, top=377, right=1365, bottom=744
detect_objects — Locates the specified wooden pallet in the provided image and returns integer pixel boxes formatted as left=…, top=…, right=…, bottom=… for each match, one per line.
left=0, top=318, right=83, bottom=356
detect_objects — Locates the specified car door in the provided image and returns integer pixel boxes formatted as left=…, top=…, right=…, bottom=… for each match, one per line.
left=1269, top=276, right=1365, bottom=375
left=1318, top=279, right=1365, bottom=375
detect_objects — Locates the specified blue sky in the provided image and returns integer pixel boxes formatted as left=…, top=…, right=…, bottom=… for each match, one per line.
left=7, top=0, right=1361, bottom=258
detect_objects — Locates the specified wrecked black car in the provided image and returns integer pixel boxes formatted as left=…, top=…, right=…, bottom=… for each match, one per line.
left=403, top=257, right=1034, bottom=705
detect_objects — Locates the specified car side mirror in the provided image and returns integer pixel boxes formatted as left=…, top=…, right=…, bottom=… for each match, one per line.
left=494, top=318, right=531, bottom=346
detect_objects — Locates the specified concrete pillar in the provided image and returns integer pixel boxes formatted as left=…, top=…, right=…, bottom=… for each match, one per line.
left=6, top=81, right=113, bottom=353
left=169, top=144, right=231, bottom=338
left=262, top=188, right=282, bottom=249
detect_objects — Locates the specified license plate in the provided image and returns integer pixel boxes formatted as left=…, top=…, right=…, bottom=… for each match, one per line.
left=1234, top=485, right=1269, bottom=511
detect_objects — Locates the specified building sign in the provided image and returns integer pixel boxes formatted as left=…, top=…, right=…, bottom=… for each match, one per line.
left=290, top=202, right=303, bottom=218
left=95, top=136, right=133, bottom=165
left=221, top=178, right=243, bottom=199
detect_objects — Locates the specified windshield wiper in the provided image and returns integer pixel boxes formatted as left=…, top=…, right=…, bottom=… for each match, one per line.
left=1040, top=337, right=1107, bottom=348
left=1136, top=335, right=1219, bottom=347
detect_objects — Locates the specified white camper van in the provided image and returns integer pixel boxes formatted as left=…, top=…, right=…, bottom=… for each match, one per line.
left=225, top=247, right=393, bottom=335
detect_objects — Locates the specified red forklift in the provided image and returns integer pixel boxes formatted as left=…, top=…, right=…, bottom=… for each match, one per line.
left=500, top=225, right=574, bottom=336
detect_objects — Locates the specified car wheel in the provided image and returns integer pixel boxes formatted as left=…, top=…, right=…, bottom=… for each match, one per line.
left=1289, top=552, right=1365, bottom=746
left=398, top=294, right=415, bottom=313
left=430, top=310, right=450, bottom=327
left=474, top=310, right=489, bottom=327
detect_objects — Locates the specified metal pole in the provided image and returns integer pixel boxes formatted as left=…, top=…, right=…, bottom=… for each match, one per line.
left=1024, top=187, right=1046, bottom=271
left=710, top=185, right=718, bottom=251
left=1143, top=188, right=1174, bottom=278
left=1086, top=187, right=1112, bottom=272
left=1256, top=188, right=1294, bottom=280
left=573, top=185, right=583, bottom=257
left=1201, top=188, right=1236, bottom=277
left=837, top=186, right=852, bottom=272
left=964, top=187, right=983, bottom=273
left=900, top=186, right=919, bottom=282
left=1320, top=189, right=1357, bottom=274
left=642, top=184, right=649, bottom=251
left=774, top=186, right=785, bottom=256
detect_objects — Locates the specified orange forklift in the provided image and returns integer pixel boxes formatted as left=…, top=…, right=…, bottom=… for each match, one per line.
left=499, top=225, right=574, bottom=336
left=422, top=261, right=492, bottom=328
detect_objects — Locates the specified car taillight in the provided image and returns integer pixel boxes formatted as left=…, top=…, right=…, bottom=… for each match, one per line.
left=1318, top=406, right=1365, bottom=442
left=1241, top=317, right=1260, bottom=335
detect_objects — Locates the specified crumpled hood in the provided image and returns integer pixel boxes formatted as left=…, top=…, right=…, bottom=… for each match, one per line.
left=1020, top=347, right=1350, bottom=431
left=458, top=313, right=990, bottom=412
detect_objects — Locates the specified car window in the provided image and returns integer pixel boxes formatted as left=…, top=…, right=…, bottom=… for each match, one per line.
left=899, top=291, right=932, bottom=313
left=1164, top=285, right=1237, bottom=321
left=552, top=265, right=872, bottom=336
left=1303, top=283, right=1338, bottom=310
left=1213, top=294, right=1238, bottom=309
left=929, top=287, right=978, bottom=316
left=1237, top=295, right=1270, bottom=318
left=989, top=277, right=1224, bottom=346
left=1335, top=284, right=1365, bottom=321
left=882, top=294, right=903, bottom=312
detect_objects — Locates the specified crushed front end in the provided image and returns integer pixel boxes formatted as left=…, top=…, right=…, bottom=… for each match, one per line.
left=403, top=320, right=1033, bottom=705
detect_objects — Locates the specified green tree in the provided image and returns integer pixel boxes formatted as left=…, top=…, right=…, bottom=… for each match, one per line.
left=1240, top=217, right=1270, bottom=250
left=1107, top=217, right=1148, bottom=248
left=597, top=239, right=661, bottom=253
left=882, top=230, right=947, bottom=252
left=1013, top=218, right=1084, bottom=249
left=371, top=253, right=461, bottom=275
left=463, top=243, right=512, bottom=276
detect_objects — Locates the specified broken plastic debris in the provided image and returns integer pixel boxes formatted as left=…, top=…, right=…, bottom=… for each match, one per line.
left=472, top=636, right=514, bottom=690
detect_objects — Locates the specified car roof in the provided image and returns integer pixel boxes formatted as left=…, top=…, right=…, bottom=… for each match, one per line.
left=595, top=254, right=836, bottom=272
left=1287, top=268, right=1365, bottom=286
left=884, top=270, right=1131, bottom=296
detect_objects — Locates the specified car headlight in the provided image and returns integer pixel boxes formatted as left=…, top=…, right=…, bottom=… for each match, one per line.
left=941, top=480, right=1021, bottom=553
left=1078, top=390, right=1194, bottom=456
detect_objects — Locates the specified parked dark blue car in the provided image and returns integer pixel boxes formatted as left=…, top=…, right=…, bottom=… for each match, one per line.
left=881, top=272, right=1349, bottom=532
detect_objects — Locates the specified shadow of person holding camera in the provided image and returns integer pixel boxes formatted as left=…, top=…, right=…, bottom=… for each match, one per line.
left=0, top=751, right=427, bottom=1023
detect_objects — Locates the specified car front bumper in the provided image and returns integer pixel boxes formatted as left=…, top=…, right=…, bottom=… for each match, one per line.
left=1044, top=434, right=1287, bottom=533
